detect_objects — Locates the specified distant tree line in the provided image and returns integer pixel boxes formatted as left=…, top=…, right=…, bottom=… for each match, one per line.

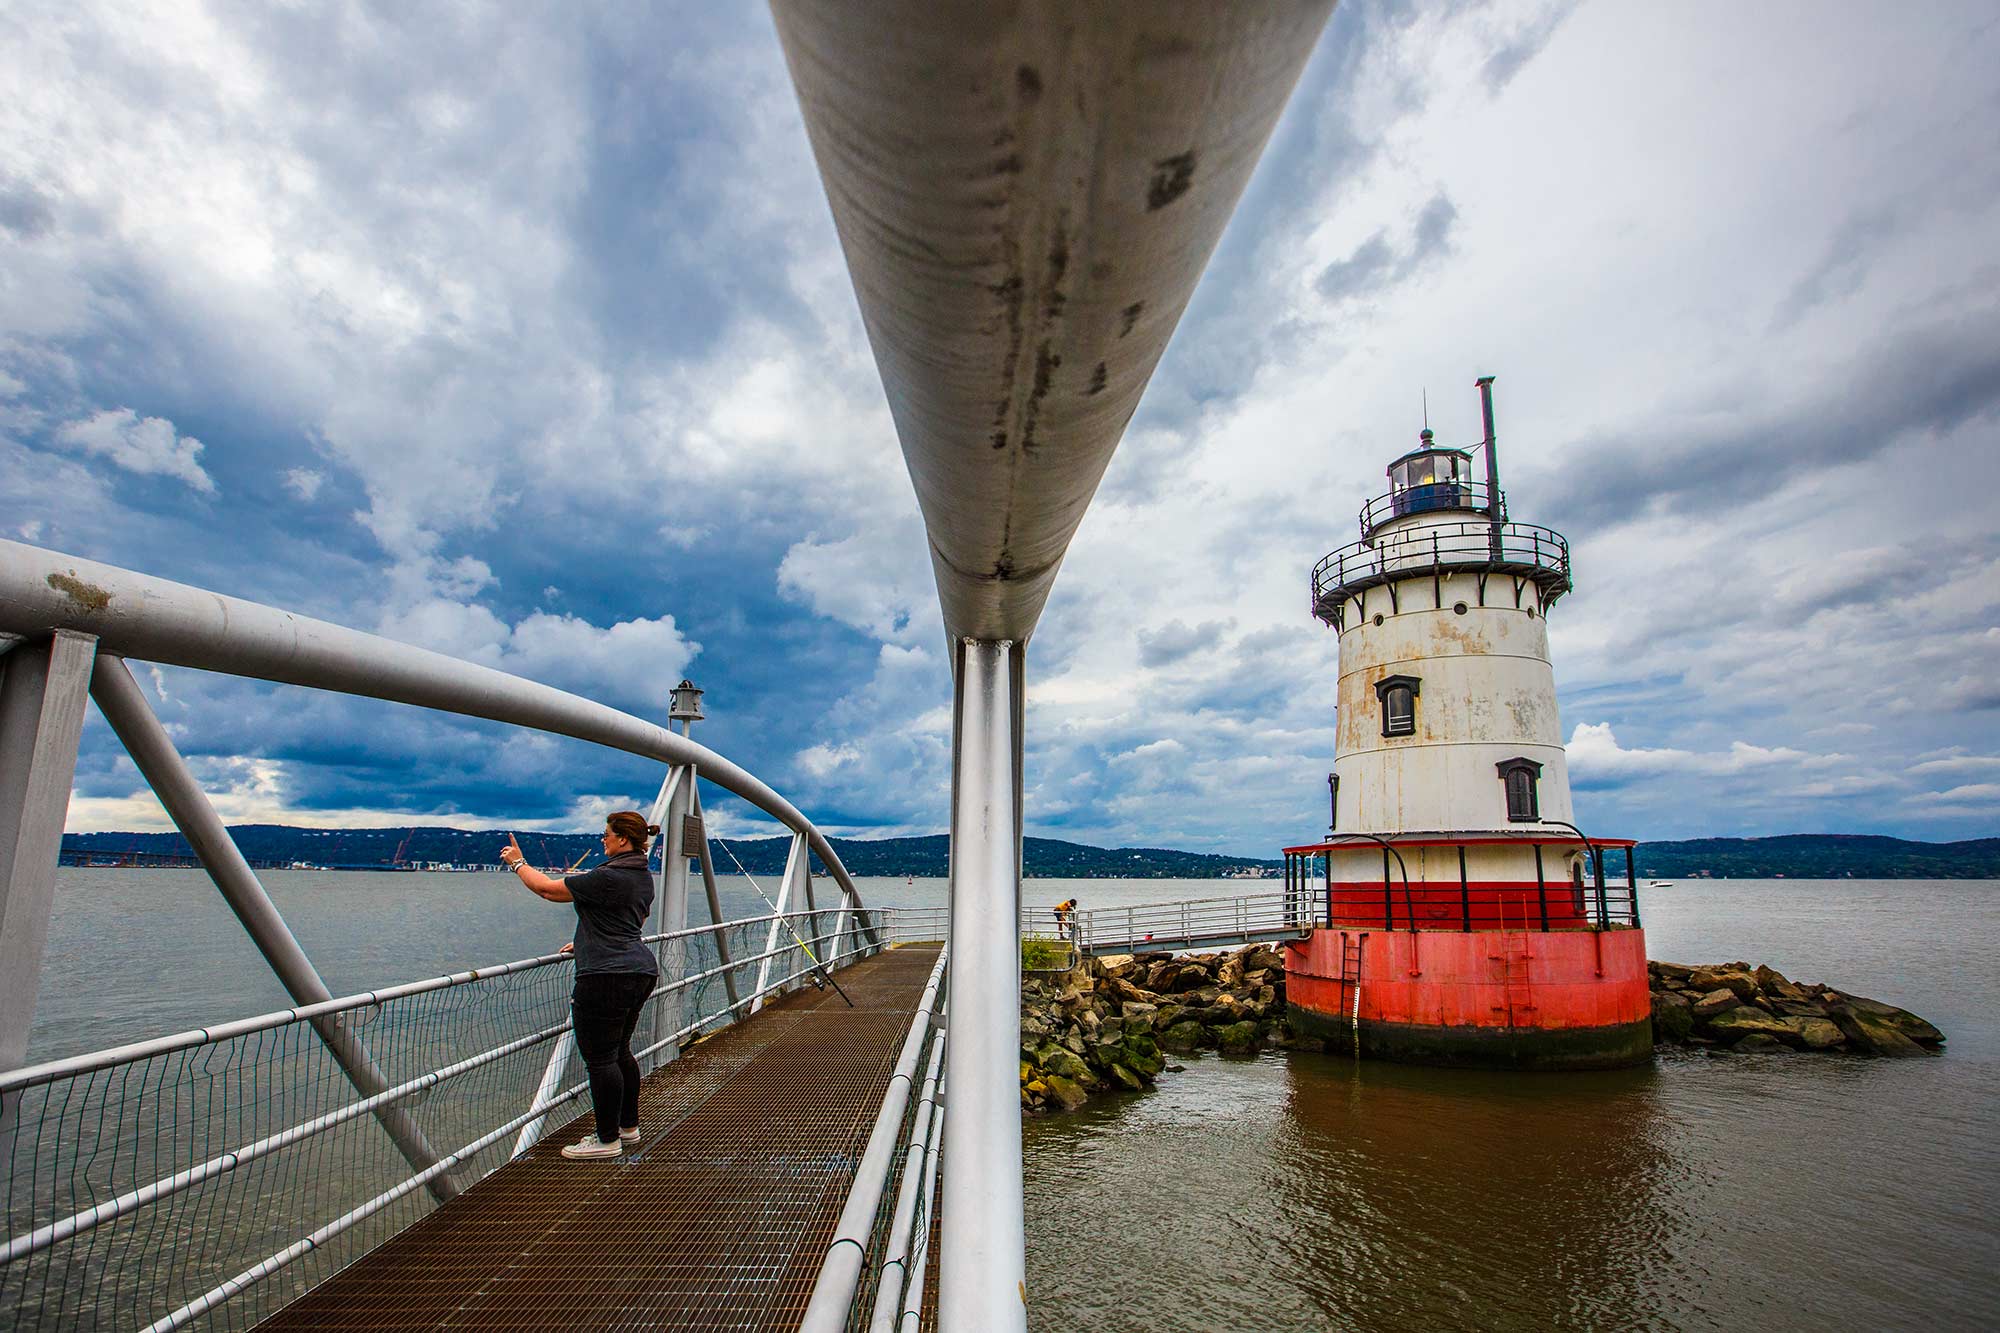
left=58, top=827, right=2000, bottom=880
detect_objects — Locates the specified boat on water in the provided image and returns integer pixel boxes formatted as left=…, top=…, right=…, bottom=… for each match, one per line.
left=1650, top=879, right=1675, bottom=887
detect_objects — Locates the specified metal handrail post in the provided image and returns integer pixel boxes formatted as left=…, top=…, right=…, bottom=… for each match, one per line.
left=0, top=629, right=96, bottom=1083
left=937, top=639, right=1027, bottom=1331
left=751, top=834, right=805, bottom=1012
left=654, top=765, right=696, bottom=1068
left=88, top=655, right=457, bottom=1200
left=688, top=785, right=742, bottom=1008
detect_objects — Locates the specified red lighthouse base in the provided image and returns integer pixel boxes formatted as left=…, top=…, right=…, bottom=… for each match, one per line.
left=1284, top=927, right=1653, bottom=1070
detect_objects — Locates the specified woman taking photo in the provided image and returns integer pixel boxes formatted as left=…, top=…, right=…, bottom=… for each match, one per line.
left=501, top=811, right=660, bottom=1160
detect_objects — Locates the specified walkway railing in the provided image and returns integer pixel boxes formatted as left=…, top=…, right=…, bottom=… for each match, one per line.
left=0, top=906, right=932, bottom=1331
left=1070, top=892, right=1310, bottom=956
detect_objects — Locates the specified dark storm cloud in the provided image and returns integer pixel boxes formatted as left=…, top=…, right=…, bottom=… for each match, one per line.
left=1136, top=618, right=1233, bottom=668
left=1313, top=192, right=1458, bottom=304
left=0, top=177, right=55, bottom=239
left=1481, top=3, right=1576, bottom=94
left=1539, top=306, right=2000, bottom=531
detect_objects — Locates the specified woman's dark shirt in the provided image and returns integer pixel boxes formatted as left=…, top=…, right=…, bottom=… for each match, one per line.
left=563, top=851, right=659, bottom=976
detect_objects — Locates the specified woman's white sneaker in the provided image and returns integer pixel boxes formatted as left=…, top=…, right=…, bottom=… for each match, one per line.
left=618, top=1126, right=641, bottom=1144
left=561, top=1134, right=623, bottom=1160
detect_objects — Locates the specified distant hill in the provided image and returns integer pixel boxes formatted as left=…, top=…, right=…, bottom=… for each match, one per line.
left=59, top=826, right=1282, bottom=879
left=1631, top=834, right=2000, bottom=881
left=59, top=826, right=2000, bottom=879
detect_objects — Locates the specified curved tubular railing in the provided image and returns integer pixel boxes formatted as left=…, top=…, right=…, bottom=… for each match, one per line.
left=1311, top=519, right=1572, bottom=617
left=0, top=907, right=901, bottom=1331
left=0, top=539, right=864, bottom=901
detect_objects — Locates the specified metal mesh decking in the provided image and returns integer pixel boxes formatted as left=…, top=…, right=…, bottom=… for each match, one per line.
left=256, top=945, right=942, bottom=1332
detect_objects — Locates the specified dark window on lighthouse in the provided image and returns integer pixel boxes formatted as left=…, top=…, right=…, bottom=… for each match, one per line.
left=1375, top=675, right=1420, bottom=737
left=1496, top=757, right=1543, bottom=822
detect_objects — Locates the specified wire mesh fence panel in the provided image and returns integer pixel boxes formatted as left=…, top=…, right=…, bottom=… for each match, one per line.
left=0, top=910, right=893, bottom=1332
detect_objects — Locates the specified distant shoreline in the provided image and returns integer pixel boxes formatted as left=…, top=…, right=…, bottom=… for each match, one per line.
left=58, top=827, right=2000, bottom=880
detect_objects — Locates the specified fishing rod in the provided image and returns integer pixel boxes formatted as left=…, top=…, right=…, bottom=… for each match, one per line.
left=715, top=835, right=852, bottom=1007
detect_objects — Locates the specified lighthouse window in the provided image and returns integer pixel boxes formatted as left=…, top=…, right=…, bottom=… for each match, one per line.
left=1374, top=674, right=1420, bottom=737
left=1496, top=757, right=1543, bottom=822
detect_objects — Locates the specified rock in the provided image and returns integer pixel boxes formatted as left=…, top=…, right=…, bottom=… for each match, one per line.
left=1107, top=1062, right=1147, bottom=1091
left=1706, top=1006, right=1799, bottom=1047
left=1216, top=1021, right=1260, bottom=1053
left=1780, top=1016, right=1845, bottom=1050
left=1243, top=946, right=1285, bottom=973
left=1150, top=1004, right=1183, bottom=1031
left=1025, top=1079, right=1047, bottom=1096
left=1043, top=1046, right=1091, bottom=1082
left=1096, top=954, right=1136, bottom=977
left=1651, top=991, right=1695, bottom=1044
left=1754, top=965, right=1808, bottom=1003
left=1061, top=1030, right=1086, bottom=1055
left=1121, top=1001, right=1158, bottom=1022
left=1159, top=1021, right=1206, bottom=1052
left=1119, top=1032, right=1166, bottom=1077
left=1689, top=967, right=1760, bottom=1003
left=1839, top=994, right=1945, bottom=1045
left=1020, top=1015, right=1052, bottom=1040
left=1650, top=960, right=1696, bottom=982
left=1733, top=1033, right=1786, bottom=1053
left=1690, top=988, right=1740, bottom=1020
left=1043, top=1074, right=1089, bottom=1111
left=1826, top=1003, right=1928, bottom=1057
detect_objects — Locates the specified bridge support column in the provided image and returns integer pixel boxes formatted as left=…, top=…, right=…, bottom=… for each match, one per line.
left=0, top=630, right=95, bottom=1079
left=940, top=638, right=1027, bottom=1332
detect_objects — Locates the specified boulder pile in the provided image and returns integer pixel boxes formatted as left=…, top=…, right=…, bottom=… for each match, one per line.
left=1649, top=961, right=1944, bottom=1056
left=1020, top=944, right=1309, bottom=1114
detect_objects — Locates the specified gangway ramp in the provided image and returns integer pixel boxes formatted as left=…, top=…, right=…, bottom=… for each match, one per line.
left=256, top=944, right=942, bottom=1332
left=1070, top=892, right=1312, bottom=957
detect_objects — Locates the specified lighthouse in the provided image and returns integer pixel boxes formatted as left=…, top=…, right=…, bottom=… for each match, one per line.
left=1281, top=379, right=1652, bottom=1069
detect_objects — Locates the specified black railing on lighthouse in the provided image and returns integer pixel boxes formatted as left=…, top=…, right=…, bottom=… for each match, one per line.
left=1288, top=839, right=1640, bottom=933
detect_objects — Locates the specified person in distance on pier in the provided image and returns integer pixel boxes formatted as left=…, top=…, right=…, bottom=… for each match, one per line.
left=501, top=811, right=661, bottom=1161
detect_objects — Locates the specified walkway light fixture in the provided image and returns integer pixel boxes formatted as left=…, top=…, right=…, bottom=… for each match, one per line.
left=668, top=679, right=704, bottom=734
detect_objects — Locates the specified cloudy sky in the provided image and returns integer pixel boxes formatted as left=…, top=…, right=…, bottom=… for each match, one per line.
left=5, top=1, right=1997, bottom=854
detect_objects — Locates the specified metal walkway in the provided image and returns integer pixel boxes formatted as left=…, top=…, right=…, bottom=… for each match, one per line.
left=255, top=945, right=942, bottom=1333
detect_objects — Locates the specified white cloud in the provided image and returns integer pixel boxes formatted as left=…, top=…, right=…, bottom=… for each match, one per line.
left=283, top=467, right=324, bottom=500
left=797, top=742, right=861, bottom=778
left=1566, top=722, right=1817, bottom=781
left=54, top=408, right=215, bottom=493
left=377, top=601, right=699, bottom=709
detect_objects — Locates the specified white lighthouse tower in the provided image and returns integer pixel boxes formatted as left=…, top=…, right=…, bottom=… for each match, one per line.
left=1284, top=379, right=1650, bottom=1069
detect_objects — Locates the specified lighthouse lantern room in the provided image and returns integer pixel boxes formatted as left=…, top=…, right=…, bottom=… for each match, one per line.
left=1281, top=380, right=1651, bottom=1070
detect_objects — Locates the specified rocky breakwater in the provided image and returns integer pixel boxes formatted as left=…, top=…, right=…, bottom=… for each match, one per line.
left=1020, top=944, right=1303, bottom=1114
left=1649, top=961, right=1945, bottom=1055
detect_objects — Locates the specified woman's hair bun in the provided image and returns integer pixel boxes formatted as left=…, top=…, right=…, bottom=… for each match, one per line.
left=646, top=823, right=662, bottom=837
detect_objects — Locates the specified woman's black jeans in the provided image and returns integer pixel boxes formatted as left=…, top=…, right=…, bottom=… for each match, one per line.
left=571, top=972, right=656, bottom=1143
